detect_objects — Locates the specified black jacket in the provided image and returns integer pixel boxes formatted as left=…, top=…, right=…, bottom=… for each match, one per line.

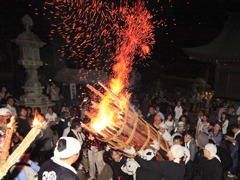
left=38, top=160, right=79, bottom=180
left=135, top=156, right=185, bottom=180
left=103, top=150, right=133, bottom=180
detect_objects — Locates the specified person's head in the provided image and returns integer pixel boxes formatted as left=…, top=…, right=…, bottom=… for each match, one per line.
left=203, top=143, right=221, bottom=162
left=213, top=122, right=222, bottom=133
left=177, top=101, right=181, bottom=107
left=196, top=132, right=209, bottom=149
left=17, top=106, right=27, bottom=118
left=202, top=114, right=209, bottom=122
left=221, top=112, right=227, bottom=121
left=227, top=105, right=235, bottom=115
left=33, top=107, right=41, bottom=115
left=198, top=110, right=203, bottom=117
left=7, top=96, right=14, bottom=106
left=26, top=107, right=32, bottom=116
left=179, top=115, right=188, bottom=124
left=70, top=118, right=82, bottom=132
left=54, top=137, right=81, bottom=165
left=60, top=105, right=67, bottom=112
left=154, top=115, right=162, bottom=125
left=183, top=109, right=189, bottom=116
left=47, top=107, right=54, bottom=114
left=176, top=122, right=185, bottom=133
left=167, top=144, right=184, bottom=163
left=111, top=150, right=122, bottom=162
left=166, top=113, right=172, bottom=121
left=0, top=108, right=12, bottom=124
left=148, top=106, right=155, bottom=115
left=230, top=124, right=239, bottom=134
left=173, top=135, right=183, bottom=145
left=1, top=86, right=7, bottom=92
left=155, top=106, right=160, bottom=113
left=184, top=131, right=194, bottom=143
left=159, top=123, right=168, bottom=134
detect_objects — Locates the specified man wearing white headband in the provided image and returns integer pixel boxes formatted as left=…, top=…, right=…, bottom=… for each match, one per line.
left=38, top=137, right=81, bottom=180
left=124, top=144, right=185, bottom=180
left=202, top=143, right=222, bottom=180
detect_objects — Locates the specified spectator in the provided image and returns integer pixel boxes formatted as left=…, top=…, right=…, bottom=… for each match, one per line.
left=146, top=106, right=156, bottom=125
left=152, top=115, right=162, bottom=130
left=208, top=122, right=222, bottom=146
left=184, top=131, right=197, bottom=161
left=6, top=96, right=17, bottom=116
left=174, top=101, right=183, bottom=124
left=219, top=112, right=229, bottom=135
left=15, top=106, right=31, bottom=140
left=165, top=113, right=175, bottom=133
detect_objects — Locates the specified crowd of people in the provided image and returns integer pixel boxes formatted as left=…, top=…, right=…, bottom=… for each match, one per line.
left=0, top=85, right=240, bottom=180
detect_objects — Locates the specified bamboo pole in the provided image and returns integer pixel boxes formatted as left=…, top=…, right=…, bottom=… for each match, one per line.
left=0, top=114, right=43, bottom=179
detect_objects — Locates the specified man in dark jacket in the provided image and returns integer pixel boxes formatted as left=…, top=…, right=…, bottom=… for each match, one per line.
left=38, top=137, right=81, bottom=180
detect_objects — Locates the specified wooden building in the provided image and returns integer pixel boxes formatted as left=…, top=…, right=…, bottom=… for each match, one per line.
left=183, top=13, right=240, bottom=100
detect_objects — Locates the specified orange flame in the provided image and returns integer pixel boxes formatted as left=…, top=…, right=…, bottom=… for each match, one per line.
left=88, top=0, right=154, bottom=135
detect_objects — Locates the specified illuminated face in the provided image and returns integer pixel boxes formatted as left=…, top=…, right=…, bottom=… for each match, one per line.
left=184, top=134, right=192, bottom=143
left=149, top=107, right=155, bottom=115
left=213, top=124, right=221, bottom=132
left=159, top=126, right=165, bottom=134
left=20, top=109, right=27, bottom=117
left=111, top=151, right=121, bottom=162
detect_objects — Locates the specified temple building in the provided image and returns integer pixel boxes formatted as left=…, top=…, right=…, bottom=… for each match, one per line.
left=183, top=13, right=240, bottom=100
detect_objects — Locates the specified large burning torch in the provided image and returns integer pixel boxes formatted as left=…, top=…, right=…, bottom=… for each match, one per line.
left=83, top=82, right=169, bottom=159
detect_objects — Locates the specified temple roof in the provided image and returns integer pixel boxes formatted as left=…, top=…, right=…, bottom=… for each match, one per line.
left=183, top=13, right=240, bottom=63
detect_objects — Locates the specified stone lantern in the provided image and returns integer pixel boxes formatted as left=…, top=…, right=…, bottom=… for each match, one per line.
left=12, top=14, right=54, bottom=113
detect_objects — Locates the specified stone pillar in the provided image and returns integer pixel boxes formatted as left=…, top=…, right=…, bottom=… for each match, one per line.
left=12, top=14, right=54, bottom=113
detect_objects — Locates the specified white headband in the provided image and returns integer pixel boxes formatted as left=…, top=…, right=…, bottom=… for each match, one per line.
left=159, top=122, right=168, bottom=129
left=205, top=143, right=221, bottom=162
left=53, top=137, right=81, bottom=159
left=170, top=144, right=184, bottom=163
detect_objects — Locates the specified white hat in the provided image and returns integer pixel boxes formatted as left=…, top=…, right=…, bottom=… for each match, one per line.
left=0, top=108, right=12, bottom=116
left=159, top=122, right=168, bottom=129
left=53, top=137, right=81, bottom=159
left=204, top=143, right=221, bottom=162
left=170, top=144, right=184, bottom=163
left=177, top=122, right=185, bottom=128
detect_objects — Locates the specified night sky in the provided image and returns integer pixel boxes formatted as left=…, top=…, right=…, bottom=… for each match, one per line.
left=0, top=0, right=239, bottom=92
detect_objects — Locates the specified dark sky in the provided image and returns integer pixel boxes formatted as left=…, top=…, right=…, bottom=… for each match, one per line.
left=0, top=0, right=239, bottom=80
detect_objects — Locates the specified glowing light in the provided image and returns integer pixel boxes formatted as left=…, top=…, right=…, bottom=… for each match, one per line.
left=88, top=0, right=155, bottom=134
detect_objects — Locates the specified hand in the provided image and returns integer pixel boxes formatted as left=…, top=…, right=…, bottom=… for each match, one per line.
left=106, top=145, right=112, bottom=151
left=138, top=149, right=146, bottom=159
left=150, top=140, right=159, bottom=150
left=124, top=147, right=136, bottom=156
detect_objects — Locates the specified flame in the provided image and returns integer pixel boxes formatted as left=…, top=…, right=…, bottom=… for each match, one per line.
left=32, top=117, right=40, bottom=126
left=7, top=116, right=15, bottom=129
left=88, top=0, right=154, bottom=135
left=32, top=114, right=44, bottom=127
